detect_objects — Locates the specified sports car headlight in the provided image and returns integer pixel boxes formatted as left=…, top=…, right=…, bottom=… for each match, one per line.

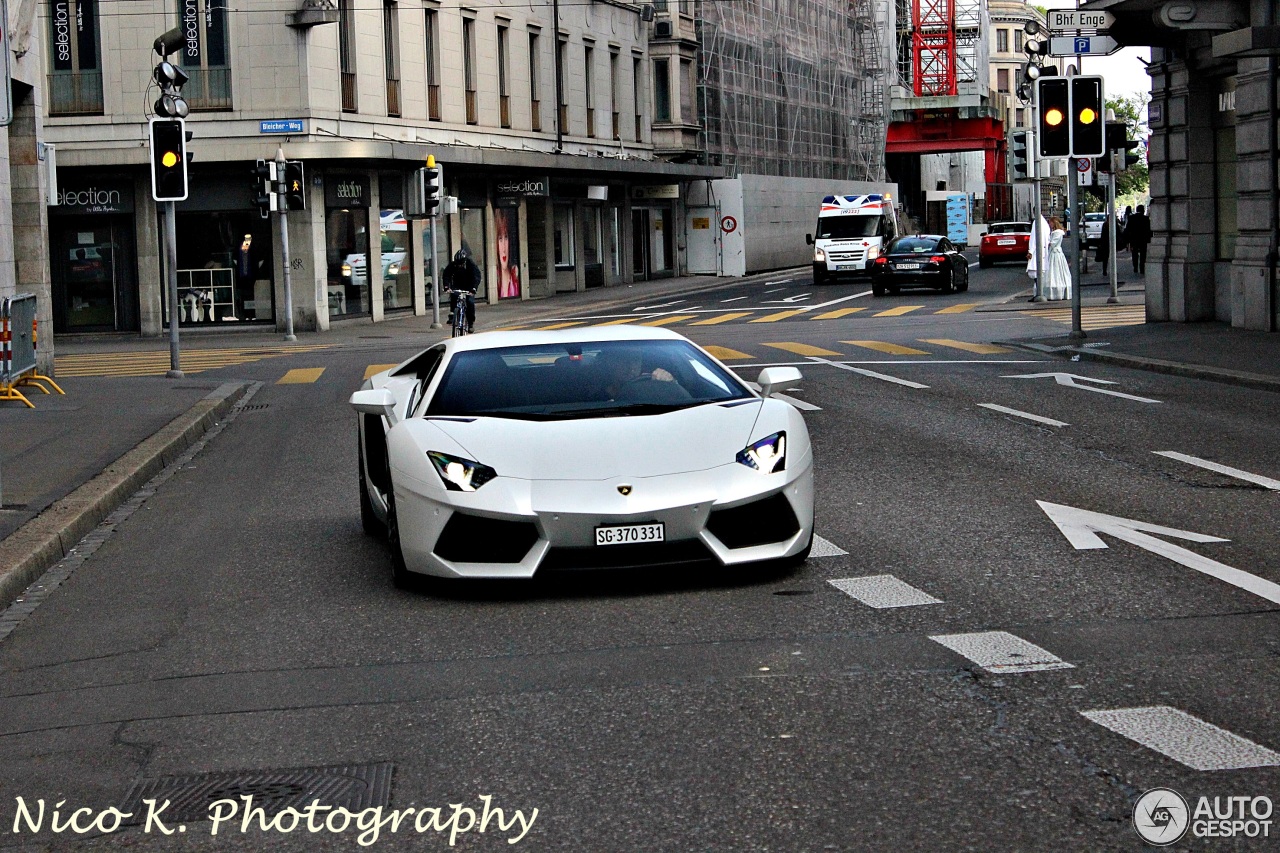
left=427, top=451, right=497, bottom=491
left=736, top=432, right=786, bottom=474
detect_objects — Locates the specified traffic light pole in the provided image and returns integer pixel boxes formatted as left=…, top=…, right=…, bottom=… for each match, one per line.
left=429, top=216, right=442, bottom=329
left=1068, top=159, right=1085, bottom=339
left=275, top=147, right=296, bottom=342
left=1031, top=129, right=1045, bottom=302
left=1106, top=173, right=1119, bottom=303
left=164, top=200, right=183, bottom=377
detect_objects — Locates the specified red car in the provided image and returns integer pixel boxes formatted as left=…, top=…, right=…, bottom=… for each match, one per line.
left=977, top=222, right=1031, bottom=268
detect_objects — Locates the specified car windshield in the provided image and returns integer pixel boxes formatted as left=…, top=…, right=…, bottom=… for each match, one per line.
left=1085, top=213, right=1106, bottom=221
left=425, top=340, right=753, bottom=420
left=815, top=215, right=882, bottom=239
left=988, top=223, right=1030, bottom=234
left=888, top=237, right=940, bottom=254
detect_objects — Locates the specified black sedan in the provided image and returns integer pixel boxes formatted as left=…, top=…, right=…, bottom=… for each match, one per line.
left=869, top=235, right=970, bottom=296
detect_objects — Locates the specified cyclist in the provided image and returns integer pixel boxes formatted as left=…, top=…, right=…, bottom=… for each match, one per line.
left=442, top=248, right=481, bottom=333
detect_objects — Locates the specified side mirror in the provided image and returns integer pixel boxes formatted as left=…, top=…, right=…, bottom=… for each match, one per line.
left=350, top=388, right=399, bottom=424
left=805, top=233, right=813, bottom=245
left=757, top=366, right=802, bottom=399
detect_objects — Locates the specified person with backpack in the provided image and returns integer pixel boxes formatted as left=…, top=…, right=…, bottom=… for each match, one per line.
left=442, top=248, right=482, bottom=332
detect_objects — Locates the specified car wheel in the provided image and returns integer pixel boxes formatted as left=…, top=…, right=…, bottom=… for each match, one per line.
left=814, top=271, right=828, bottom=286
left=385, top=484, right=417, bottom=590
left=872, top=282, right=886, bottom=297
left=358, top=445, right=386, bottom=539
left=959, top=269, right=970, bottom=292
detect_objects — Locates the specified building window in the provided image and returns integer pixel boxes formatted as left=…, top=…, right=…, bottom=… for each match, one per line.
left=497, top=25, right=511, bottom=128
left=339, top=0, right=357, bottom=111
left=1014, top=29, right=1024, bottom=53
left=610, top=50, right=621, bottom=140
left=557, top=37, right=568, bottom=133
left=653, top=58, right=670, bottom=123
left=997, top=28, right=1009, bottom=53
left=463, top=18, right=478, bottom=124
left=425, top=9, right=441, bottom=120
left=679, top=58, right=694, bottom=123
left=48, top=0, right=104, bottom=115
left=633, top=56, right=643, bottom=142
left=584, top=44, right=595, bottom=137
left=1015, top=107, right=1024, bottom=127
left=997, top=68, right=1010, bottom=93
left=553, top=204, right=575, bottom=269
left=174, top=0, right=231, bottom=110
left=383, top=0, right=401, bottom=117
left=529, top=32, right=541, bottom=132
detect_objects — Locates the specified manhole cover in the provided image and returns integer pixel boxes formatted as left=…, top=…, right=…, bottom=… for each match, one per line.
left=118, top=763, right=393, bottom=824
left=773, top=589, right=814, bottom=596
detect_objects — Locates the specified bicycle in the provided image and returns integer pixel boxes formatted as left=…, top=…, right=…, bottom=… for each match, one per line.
left=448, top=289, right=473, bottom=338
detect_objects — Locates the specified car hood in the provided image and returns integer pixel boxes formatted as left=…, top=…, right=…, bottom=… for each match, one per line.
left=425, top=401, right=764, bottom=479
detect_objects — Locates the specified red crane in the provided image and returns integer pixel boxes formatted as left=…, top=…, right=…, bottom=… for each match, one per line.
left=912, top=0, right=957, bottom=97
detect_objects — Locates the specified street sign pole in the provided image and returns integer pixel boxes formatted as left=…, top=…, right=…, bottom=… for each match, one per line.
left=1069, top=158, right=1084, bottom=339
left=1031, top=119, right=1045, bottom=302
left=164, top=200, right=183, bottom=377
left=1107, top=173, right=1119, bottom=304
left=429, top=217, right=442, bottom=329
left=275, top=147, right=296, bottom=342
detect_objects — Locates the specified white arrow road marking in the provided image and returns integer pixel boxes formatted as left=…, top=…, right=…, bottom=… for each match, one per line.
left=745, top=381, right=822, bottom=411
left=977, top=403, right=1069, bottom=427
left=830, top=575, right=942, bottom=608
left=763, top=278, right=794, bottom=286
left=810, top=535, right=848, bottom=557
left=809, top=357, right=929, bottom=389
left=1081, top=707, right=1280, bottom=771
left=1037, top=500, right=1280, bottom=605
left=762, top=293, right=814, bottom=304
left=807, top=292, right=874, bottom=309
left=930, top=631, right=1074, bottom=673
left=1004, top=372, right=1161, bottom=403
left=1153, top=451, right=1280, bottom=490
left=635, top=299, right=687, bottom=311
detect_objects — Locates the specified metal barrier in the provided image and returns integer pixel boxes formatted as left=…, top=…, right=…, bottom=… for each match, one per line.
left=1, top=294, right=64, bottom=408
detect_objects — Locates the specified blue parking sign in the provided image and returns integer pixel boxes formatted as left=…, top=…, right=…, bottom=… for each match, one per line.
left=1074, top=37, right=1090, bottom=53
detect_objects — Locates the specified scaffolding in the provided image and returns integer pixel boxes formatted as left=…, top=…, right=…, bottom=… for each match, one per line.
left=696, top=0, right=889, bottom=181
left=895, top=0, right=989, bottom=96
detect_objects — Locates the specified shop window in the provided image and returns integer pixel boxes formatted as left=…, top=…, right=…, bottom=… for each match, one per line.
left=380, top=209, right=413, bottom=310
left=583, top=206, right=603, bottom=287
left=609, top=208, right=621, bottom=277
left=327, top=206, right=370, bottom=316
left=171, top=212, right=274, bottom=326
left=461, top=207, right=488, bottom=297
left=175, top=0, right=231, bottom=110
left=553, top=204, right=575, bottom=270
left=48, top=0, right=104, bottom=115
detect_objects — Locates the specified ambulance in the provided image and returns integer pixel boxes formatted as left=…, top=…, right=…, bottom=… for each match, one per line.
left=805, top=193, right=898, bottom=284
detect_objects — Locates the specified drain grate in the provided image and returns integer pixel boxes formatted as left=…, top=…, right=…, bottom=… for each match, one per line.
left=773, top=589, right=814, bottom=596
left=118, top=763, right=393, bottom=824
left=240, top=404, right=271, bottom=412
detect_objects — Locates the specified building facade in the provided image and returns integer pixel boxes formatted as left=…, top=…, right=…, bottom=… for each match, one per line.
left=1083, top=0, right=1276, bottom=332
left=42, top=0, right=717, bottom=337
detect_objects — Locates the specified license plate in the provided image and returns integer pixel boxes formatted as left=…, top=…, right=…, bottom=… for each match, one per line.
left=595, top=523, right=665, bottom=546
left=896, top=262, right=921, bottom=270
left=836, top=264, right=856, bottom=271
left=998, top=239, right=1016, bottom=245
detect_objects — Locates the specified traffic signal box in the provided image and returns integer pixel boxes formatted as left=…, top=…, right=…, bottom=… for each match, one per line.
left=1070, top=76, right=1105, bottom=158
left=1105, top=122, right=1141, bottom=173
left=1035, top=75, right=1106, bottom=159
left=1011, top=131, right=1032, bottom=180
left=149, top=118, right=188, bottom=202
left=284, top=161, right=306, bottom=211
left=252, top=159, right=278, bottom=217
left=1036, top=78, right=1070, bottom=158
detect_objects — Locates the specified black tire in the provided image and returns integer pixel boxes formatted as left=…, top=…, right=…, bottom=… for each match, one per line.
left=385, top=485, right=417, bottom=590
left=813, top=270, right=829, bottom=286
left=358, top=446, right=386, bottom=539
left=942, top=270, right=957, bottom=294
left=872, top=283, right=886, bottom=297
left=959, top=269, right=970, bottom=292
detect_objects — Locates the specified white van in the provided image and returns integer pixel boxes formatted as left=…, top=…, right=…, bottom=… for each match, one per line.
left=805, top=194, right=898, bottom=284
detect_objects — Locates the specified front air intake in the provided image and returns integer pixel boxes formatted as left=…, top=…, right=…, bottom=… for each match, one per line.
left=706, top=493, right=800, bottom=549
left=433, top=513, right=539, bottom=563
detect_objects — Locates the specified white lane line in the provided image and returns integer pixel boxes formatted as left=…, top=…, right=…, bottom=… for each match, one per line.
left=764, top=278, right=795, bottom=286
left=720, top=296, right=748, bottom=303
left=764, top=288, right=783, bottom=294
left=829, top=575, right=942, bottom=608
left=772, top=392, right=821, bottom=411
left=807, top=291, right=874, bottom=310
left=1081, top=706, right=1280, bottom=771
left=809, top=357, right=930, bottom=389
left=968, top=262, right=979, bottom=268
left=977, top=403, right=1069, bottom=427
left=929, top=631, right=1074, bottom=673
left=635, top=299, right=687, bottom=310
left=810, top=535, right=848, bottom=558
left=1153, top=452, right=1280, bottom=490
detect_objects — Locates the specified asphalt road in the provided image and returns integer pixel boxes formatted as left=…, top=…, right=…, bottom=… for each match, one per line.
left=1, top=259, right=1277, bottom=851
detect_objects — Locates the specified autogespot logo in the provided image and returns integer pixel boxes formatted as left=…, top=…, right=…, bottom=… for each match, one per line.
left=1134, top=788, right=1189, bottom=846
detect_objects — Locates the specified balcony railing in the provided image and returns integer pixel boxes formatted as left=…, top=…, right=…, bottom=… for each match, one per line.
left=386, top=77, right=401, bottom=117
left=500, top=94, right=511, bottom=128
left=48, top=71, right=104, bottom=116
left=465, top=89, right=478, bottom=124
left=341, top=71, right=357, bottom=112
left=530, top=99, right=541, bottom=132
left=428, top=84, right=441, bottom=120
left=182, top=66, right=232, bottom=111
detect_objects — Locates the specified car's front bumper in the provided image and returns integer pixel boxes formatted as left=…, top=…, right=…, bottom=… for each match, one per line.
left=391, top=457, right=815, bottom=579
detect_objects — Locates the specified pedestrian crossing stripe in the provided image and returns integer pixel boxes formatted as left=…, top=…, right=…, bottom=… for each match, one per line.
left=841, top=340, right=931, bottom=356
left=920, top=339, right=1012, bottom=355
left=690, top=312, right=753, bottom=325
left=54, top=344, right=336, bottom=377
left=278, top=368, right=326, bottom=384
left=762, top=342, right=844, bottom=357
left=536, top=321, right=587, bottom=330
left=873, top=305, right=925, bottom=317
left=703, top=346, right=753, bottom=361
left=1025, top=306, right=1146, bottom=331
left=593, top=317, right=645, bottom=326
left=934, top=303, right=980, bottom=315
left=364, top=364, right=400, bottom=380
left=810, top=307, right=866, bottom=320
left=750, top=309, right=807, bottom=323
left=639, top=315, right=699, bottom=327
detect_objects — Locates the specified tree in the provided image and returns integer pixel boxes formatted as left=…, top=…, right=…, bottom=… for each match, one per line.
left=1106, top=94, right=1149, bottom=199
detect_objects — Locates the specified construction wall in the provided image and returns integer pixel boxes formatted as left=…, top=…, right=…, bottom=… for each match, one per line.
left=689, top=176, right=899, bottom=275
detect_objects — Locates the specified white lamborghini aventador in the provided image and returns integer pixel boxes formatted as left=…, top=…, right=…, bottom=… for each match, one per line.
left=350, top=326, right=814, bottom=586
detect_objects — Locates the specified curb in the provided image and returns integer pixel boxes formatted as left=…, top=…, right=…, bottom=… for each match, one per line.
left=0, top=381, right=253, bottom=610
left=996, top=342, right=1280, bottom=394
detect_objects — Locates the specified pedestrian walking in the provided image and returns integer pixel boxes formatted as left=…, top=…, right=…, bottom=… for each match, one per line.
left=1118, top=205, right=1133, bottom=252
left=1126, top=204, right=1152, bottom=275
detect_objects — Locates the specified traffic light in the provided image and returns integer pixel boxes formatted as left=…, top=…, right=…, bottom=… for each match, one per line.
left=252, top=158, right=278, bottom=218
left=1011, top=130, right=1032, bottom=180
left=149, top=118, right=188, bottom=201
left=1035, top=77, right=1070, bottom=158
left=1070, top=76, right=1105, bottom=157
left=152, top=60, right=189, bottom=119
left=424, top=155, right=442, bottom=216
left=1105, top=122, right=1141, bottom=172
left=284, top=161, right=306, bottom=210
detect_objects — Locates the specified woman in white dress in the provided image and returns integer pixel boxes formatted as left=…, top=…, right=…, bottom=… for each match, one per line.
left=1041, top=217, right=1072, bottom=301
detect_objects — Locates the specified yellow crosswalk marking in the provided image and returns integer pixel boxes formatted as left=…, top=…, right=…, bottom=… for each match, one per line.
left=594, top=317, right=645, bottom=326
left=639, top=315, right=698, bottom=326
left=934, top=303, right=980, bottom=315
left=277, top=368, right=326, bottom=384
left=919, top=339, right=1011, bottom=354
left=537, top=321, right=586, bottom=330
left=364, top=363, right=400, bottom=380
left=841, top=340, right=931, bottom=355
left=763, top=342, right=844, bottom=357
left=810, top=307, right=866, bottom=320
left=690, top=312, right=753, bottom=325
left=873, top=305, right=925, bottom=317
left=703, top=345, right=753, bottom=361
left=750, top=309, right=807, bottom=323
left=1023, top=306, right=1146, bottom=331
